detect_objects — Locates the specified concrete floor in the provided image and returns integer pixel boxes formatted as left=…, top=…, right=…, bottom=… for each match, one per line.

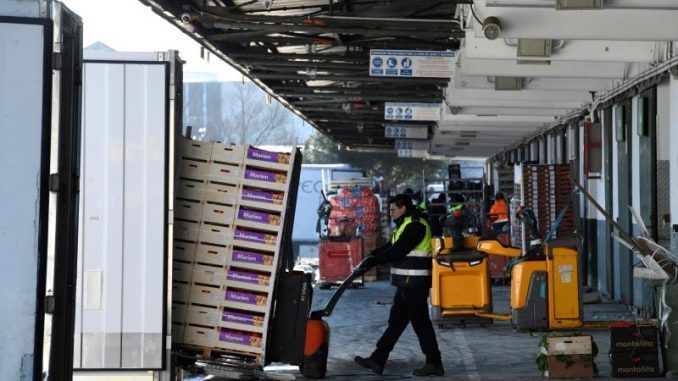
left=293, top=280, right=644, bottom=381
left=187, top=280, right=654, bottom=380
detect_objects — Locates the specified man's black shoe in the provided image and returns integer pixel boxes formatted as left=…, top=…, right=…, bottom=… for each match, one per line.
left=354, top=356, right=384, bottom=375
left=413, top=362, right=444, bottom=377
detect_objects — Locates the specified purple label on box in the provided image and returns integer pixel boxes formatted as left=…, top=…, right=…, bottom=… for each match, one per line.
left=247, top=147, right=290, bottom=164
left=241, top=189, right=283, bottom=205
left=227, top=269, right=269, bottom=286
left=232, top=250, right=272, bottom=266
left=238, top=209, right=268, bottom=224
left=225, top=290, right=266, bottom=305
left=244, top=169, right=277, bottom=183
left=222, top=310, right=263, bottom=327
left=219, top=329, right=261, bottom=347
left=234, top=229, right=266, bottom=243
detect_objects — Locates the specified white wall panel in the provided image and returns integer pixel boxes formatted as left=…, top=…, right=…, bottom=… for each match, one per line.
left=0, top=21, right=46, bottom=381
left=76, top=60, right=167, bottom=369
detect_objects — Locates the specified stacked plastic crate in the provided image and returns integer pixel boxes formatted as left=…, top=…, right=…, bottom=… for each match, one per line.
left=523, top=164, right=575, bottom=240
left=171, top=137, right=297, bottom=365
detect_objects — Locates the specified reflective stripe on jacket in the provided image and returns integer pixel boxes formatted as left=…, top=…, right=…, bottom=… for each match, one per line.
left=390, top=216, right=433, bottom=288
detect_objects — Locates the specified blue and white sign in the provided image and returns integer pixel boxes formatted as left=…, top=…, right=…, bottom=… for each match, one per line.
left=397, top=149, right=428, bottom=159
left=370, top=49, right=455, bottom=78
left=384, top=124, right=428, bottom=139
left=384, top=102, right=441, bottom=121
left=395, top=139, right=430, bottom=150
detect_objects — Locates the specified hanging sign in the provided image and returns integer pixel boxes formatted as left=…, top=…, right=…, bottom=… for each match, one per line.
left=385, top=102, right=441, bottom=121
left=395, top=139, right=430, bottom=150
left=384, top=124, right=428, bottom=139
left=370, top=49, right=455, bottom=78
left=397, top=149, right=428, bottom=158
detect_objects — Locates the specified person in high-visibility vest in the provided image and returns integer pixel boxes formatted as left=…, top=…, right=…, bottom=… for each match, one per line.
left=353, top=194, right=443, bottom=377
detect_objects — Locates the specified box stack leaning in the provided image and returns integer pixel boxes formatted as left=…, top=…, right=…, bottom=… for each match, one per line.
left=171, top=137, right=297, bottom=366
left=609, top=323, right=660, bottom=378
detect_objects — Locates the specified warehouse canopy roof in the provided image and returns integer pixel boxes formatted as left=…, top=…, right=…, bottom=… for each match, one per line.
left=140, top=0, right=678, bottom=159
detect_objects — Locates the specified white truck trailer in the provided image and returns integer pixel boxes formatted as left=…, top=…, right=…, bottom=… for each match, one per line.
left=0, top=1, right=82, bottom=379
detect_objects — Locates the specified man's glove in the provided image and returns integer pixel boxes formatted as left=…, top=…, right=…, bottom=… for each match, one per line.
left=354, top=255, right=377, bottom=275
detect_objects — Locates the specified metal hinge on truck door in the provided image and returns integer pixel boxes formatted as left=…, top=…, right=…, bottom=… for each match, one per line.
left=52, top=52, right=63, bottom=70
left=49, top=174, right=60, bottom=192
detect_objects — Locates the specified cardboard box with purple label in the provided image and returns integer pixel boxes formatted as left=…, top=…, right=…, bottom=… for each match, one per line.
left=230, top=249, right=274, bottom=271
left=222, top=309, right=264, bottom=328
left=243, top=168, right=287, bottom=185
left=237, top=208, right=281, bottom=228
left=217, top=328, right=263, bottom=350
left=233, top=228, right=278, bottom=251
left=247, top=147, right=290, bottom=165
left=240, top=188, right=284, bottom=208
left=227, top=269, right=270, bottom=292
left=224, top=289, right=268, bottom=313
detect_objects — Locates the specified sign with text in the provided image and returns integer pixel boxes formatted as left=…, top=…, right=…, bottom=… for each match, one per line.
left=370, top=49, right=455, bottom=78
left=395, top=139, right=430, bottom=150
left=384, top=124, right=428, bottom=139
left=385, top=102, right=441, bottom=121
left=397, top=149, right=428, bottom=158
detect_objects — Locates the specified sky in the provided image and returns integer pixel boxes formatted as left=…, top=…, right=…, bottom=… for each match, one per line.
left=63, top=0, right=242, bottom=82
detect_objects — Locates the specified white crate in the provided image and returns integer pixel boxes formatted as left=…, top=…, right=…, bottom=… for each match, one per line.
left=174, top=241, right=197, bottom=263
left=172, top=262, right=194, bottom=283
left=189, top=284, right=225, bottom=307
left=195, top=243, right=230, bottom=267
left=199, top=224, right=234, bottom=246
left=237, top=188, right=284, bottom=213
left=172, top=322, right=185, bottom=343
left=180, top=159, right=210, bottom=181
left=202, top=203, right=235, bottom=226
left=191, top=263, right=228, bottom=287
left=180, top=138, right=213, bottom=161
left=212, top=142, right=245, bottom=165
left=175, top=199, right=204, bottom=222
left=204, top=182, right=239, bottom=205
left=176, top=179, right=206, bottom=202
left=208, top=162, right=242, bottom=184
left=172, top=282, right=191, bottom=303
left=174, top=221, right=200, bottom=242
left=172, top=302, right=188, bottom=323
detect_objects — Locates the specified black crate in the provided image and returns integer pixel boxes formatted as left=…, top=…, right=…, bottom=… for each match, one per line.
left=609, top=351, right=659, bottom=378
left=610, top=324, right=658, bottom=353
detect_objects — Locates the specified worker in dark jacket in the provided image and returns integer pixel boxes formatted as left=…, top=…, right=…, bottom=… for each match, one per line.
left=354, top=194, right=444, bottom=377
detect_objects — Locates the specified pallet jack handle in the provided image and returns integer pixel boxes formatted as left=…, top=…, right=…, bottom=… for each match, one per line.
left=310, top=258, right=372, bottom=319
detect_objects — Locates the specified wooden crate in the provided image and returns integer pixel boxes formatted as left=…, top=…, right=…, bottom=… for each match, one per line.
left=212, top=142, right=245, bottom=165
left=183, top=325, right=263, bottom=355
left=199, top=224, right=234, bottom=246
left=202, top=203, right=236, bottom=226
left=234, top=206, right=282, bottom=233
left=174, top=221, right=200, bottom=242
left=208, top=162, right=242, bottom=184
left=175, top=199, right=204, bottom=222
left=180, top=137, right=213, bottom=161
left=172, top=282, right=191, bottom=304
left=174, top=241, right=197, bottom=263
left=243, top=146, right=291, bottom=172
left=172, top=262, right=195, bottom=283
left=176, top=179, right=239, bottom=205
left=172, top=322, right=185, bottom=343
left=191, top=263, right=228, bottom=287
left=184, top=304, right=265, bottom=334
left=172, top=302, right=188, bottom=323
left=229, top=248, right=275, bottom=273
left=194, top=243, right=230, bottom=267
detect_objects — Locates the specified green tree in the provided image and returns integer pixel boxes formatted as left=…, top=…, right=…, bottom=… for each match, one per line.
left=303, top=131, right=447, bottom=192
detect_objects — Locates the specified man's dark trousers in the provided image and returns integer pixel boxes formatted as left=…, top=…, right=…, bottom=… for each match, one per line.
left=371, top=287, right=441, bottom=365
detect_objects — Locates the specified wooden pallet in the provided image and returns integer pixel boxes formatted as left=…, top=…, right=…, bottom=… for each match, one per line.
left=174, top=343, right=261, bottom=366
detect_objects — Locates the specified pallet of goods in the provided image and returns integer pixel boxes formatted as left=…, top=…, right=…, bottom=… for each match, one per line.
left=171, top=137, right=301, bottom=366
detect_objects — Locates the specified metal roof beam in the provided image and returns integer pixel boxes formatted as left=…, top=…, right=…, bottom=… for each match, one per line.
left=254, top=72, right=449, bottom=84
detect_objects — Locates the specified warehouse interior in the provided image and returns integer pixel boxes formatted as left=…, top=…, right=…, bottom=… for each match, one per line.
left=3, top=0, right=678, bottom=380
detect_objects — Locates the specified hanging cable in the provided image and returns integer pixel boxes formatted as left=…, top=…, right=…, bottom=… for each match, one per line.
left=470, top=2, right=483, bottom=25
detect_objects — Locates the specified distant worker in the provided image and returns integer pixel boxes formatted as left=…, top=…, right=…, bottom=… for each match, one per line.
left=488, top=192, right=509, bottom=234
left=443, top=194, right=466, bottom=251
left=353, top=194, right=444, bottom=377
left=428, top=193, right=447, bottom=236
